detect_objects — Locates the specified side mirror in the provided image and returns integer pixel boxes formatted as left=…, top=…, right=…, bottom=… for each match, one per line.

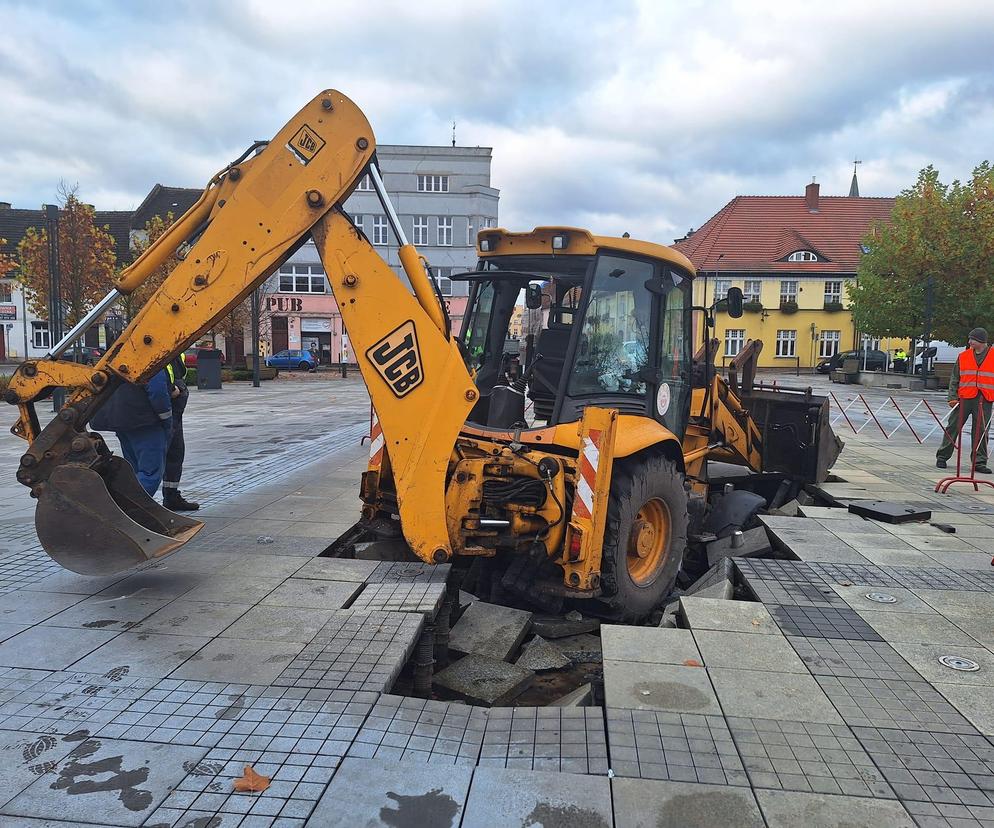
left=525, top=283, right=543, bottom=310
left=726, top=287, right=744, bottom=318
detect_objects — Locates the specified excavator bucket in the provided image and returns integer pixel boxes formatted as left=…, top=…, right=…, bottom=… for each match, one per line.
left=35, top=457, right=203, bottom=575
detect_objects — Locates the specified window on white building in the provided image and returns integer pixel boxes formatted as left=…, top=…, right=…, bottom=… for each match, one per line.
left=725, top=329, right=746, bottom=357
left=776, top=329, right=797, bottom=357
left=0, top=281, right=12, bottom=303
left=352, top=214, right=364, bottom=234
left=31, top=321, right=50, bottom=349
left=744, top=280, right=762, bottom=302
left=356, top=174, right=373, bottom=191
left=481, top=217, right=497, bottom=229
left=278, top=264, right=327, bottom=293
left=437, top=216, right=453, bottom=246
left=373, top=215, right=388, bottom=246
left=824, top=280, right=843, bottom=305
left=788, top=250, right=818, bottom=262
left=417, top=174, right=449, bottom=193
left=435, top=266, right=453, bottom=296
left=779, top=280, right=798, bottom=305
left=413, top=216, right=429, bottom=246
left=819, top=330, right=841, bottom=358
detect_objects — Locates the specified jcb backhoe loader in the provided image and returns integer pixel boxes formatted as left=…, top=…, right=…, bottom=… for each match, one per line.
left=4, top=90, right=841, bottom=620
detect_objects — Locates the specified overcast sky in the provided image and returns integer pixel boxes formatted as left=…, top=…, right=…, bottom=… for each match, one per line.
left=2, top=0, right=993, bottom=242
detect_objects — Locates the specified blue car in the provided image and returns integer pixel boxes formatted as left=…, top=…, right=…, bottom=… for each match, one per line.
left=265, top=349, right=317, bottom=371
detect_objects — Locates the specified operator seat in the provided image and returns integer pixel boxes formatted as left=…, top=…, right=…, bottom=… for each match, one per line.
left=527, top=326, right=571, bottom=421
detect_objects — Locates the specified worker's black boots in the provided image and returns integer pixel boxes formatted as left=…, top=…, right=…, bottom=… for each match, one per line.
left=164, top=489, right=200, bottom=511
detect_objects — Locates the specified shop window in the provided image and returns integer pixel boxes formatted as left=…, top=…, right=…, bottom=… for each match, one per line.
left=31, top=321, right=50, bottom=349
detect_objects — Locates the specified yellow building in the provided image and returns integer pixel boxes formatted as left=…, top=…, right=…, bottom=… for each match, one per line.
left=676, top=180, right=897, bottom=369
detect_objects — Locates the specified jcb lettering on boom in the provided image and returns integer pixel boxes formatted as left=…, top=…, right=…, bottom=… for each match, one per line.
left=287, top=125, right=325, bottom=165
left=367, top=320, right=423, bottom=397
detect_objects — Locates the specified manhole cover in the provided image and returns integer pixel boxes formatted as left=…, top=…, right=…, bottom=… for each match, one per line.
left=865, top=592, right=898, bottom=604
left=938, top=655, right=980, bottom=672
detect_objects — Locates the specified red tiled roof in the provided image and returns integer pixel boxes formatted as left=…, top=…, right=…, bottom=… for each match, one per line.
left=675, top=194, right=895, bottom=274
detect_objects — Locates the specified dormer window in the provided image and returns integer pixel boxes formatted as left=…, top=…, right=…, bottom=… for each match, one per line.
left=787, top=251, right=819, bottom=262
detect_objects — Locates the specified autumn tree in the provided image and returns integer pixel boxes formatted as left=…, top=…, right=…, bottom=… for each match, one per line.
left=121, top=212, right=181, bottom=321
left=0, top=240, right=15, bottom=280
left=16, top=185, right=117, bottom=328
left=851, top=163, right=994, bottom=343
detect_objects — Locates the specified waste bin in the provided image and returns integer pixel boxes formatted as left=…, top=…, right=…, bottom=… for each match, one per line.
left=196, top=348, right=223, bottom=390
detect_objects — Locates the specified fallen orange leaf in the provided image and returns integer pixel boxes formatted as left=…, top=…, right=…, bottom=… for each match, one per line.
left=233, top=765, right=270, bottom=793
left=683, top=659, right=703, bottom=667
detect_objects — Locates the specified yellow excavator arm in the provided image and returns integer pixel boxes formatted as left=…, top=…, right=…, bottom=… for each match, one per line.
left=5, top=90, right=476, bottom=575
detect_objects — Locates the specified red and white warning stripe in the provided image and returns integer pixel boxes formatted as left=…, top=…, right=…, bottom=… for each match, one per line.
left=369, top=408, right=384, bottom=466
left=572, top=428, right=601, bottom=521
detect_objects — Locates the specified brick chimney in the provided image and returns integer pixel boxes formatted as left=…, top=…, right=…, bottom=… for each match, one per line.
left=805, top=179, right=820, bottom=212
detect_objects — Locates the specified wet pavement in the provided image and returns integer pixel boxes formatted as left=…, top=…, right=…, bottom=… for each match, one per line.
left=0, top=374, right=991, bottom=826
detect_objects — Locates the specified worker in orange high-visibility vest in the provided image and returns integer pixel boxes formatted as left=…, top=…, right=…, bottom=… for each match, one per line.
left=937, top=327, right=994, bottom=474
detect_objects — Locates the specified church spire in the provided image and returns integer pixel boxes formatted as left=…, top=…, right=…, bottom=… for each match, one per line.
left=849, top=158, right=861, bottom=197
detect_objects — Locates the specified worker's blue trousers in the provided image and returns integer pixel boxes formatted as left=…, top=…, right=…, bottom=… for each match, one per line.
left=117, top=424, right=170, bottom=497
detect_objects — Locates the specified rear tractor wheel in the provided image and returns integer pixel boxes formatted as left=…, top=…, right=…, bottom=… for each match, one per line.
left=598, top=454, right=688, bottom=622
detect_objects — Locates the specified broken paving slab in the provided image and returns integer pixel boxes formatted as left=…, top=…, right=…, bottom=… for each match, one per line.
left=706, top=526, right=772, bottom=567
left=449, top=600, right=532, bottom=661
left=550, top=682, right=593, bottom=706
left=432, top=653, right=534, bottom=706
left=514, top=636, right=571, bottom=672
left=684, top=558, right=734, bottom=600
left=555, top=632, right=603, bottom=662
left=531, top=613, right=600, bottom=638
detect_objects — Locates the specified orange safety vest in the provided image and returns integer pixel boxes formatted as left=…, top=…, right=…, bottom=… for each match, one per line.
left=957, top=347, right=994, bottom=401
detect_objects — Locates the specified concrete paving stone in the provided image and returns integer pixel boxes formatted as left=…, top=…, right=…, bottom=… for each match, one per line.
left=835, top=532, right=915, bottom=551
left=742, top=579, right=848, bottom=608
left=448, top=600, right=532, bottom=661
left=182, top=532, right=332, bottom=559
left=70, top=632, right=211, bottom=678
left=0, top=622, right=30, bottom=643
left=890, top=642, right=994, bottom=686
left=913, top=589, right=994, bottom=617
left=515, top=636, right=571, bottom=672
left=170, top=637, right=306, bottom=684
left=181, top=575, right=281, bottom=605
left=935, top=682, right=994, bottom=736
left=798, top=507, right=857, bottom=520
left=603, top=660, right=720, bottom=714
left=0, top=819, right=89, bottom=827
left=550, top=683, right=593, bottom=707
left=349, top=581, right=446, bottom=617
left=769, top=604, right=884, bottom=642
left=128, top=600, right=253, bottom=637
left=2, top=736, right=208, bottom=826
left=726, top=717, right=893, bottom=798
left=858, top=610, right=980, bottom=646
left=855, top=548, right=939, bottom=568
left=601, top=625, right=702, bottom=665
left=92, top=569, right=207, bottom=601
left=217, top=605, right=335, bottom=643
left=679, top=597, right=779, bottom=635
left=755, top=789, right=915, bottom=827
left=0, top=591, right=85, bottom=625
left=925, top=550, right=994, bottom=571
left=461, top=767, right=613, bottom=828
left=259, top=578, right=361, bottom=610
left=0, top=625, right=120, bottom=671
left=432, top=653, right=534, bottom=706
left=215, top=555, right=311, bottom=579
left=293, top=557, right=380, bottom=582
left=366, top=561, right=452, bottom=584
left=789, top=639, right=928, bottom=685
left=21, top=569, right=129, bottom=596
left=612, top=777, right=765, bottom=827
left=783, top=544, right=872, bottom=564
left=554, top=633, right=603, bottom=662
left=531, top=613, right=600, bottom=639
left=478, top=706, right=608, bottom=774
left=903, top=534, right=976, bottom=552
left=938, top=613, right=994, bottom=649
left=308, top=756, right=473, bottom=827
left=37, top=595, right=172, bottom=632
left=709, top=668, right=843, bottom=724
left=693, top=630, right=807, bottom=673
left=829, top=584, right=936, bottom=615
left=0, top=728, right=82, bottom=809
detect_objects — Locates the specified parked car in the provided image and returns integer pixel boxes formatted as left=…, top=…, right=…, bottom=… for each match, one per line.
left=59, top=346, right=105, bottom=365
left=266, top=349, right=317, bottom=371
left=183, top=348, right=226, bottom=368
left=816, top=348, right=889, bottom=374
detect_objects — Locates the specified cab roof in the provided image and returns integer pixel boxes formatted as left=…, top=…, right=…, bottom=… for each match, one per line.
left=475, top=226, right=697, bottom=277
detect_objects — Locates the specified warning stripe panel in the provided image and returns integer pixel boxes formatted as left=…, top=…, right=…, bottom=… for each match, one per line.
left=369, top=409, right=384, bottom=464
left=572, top=429, right=602, bottom=522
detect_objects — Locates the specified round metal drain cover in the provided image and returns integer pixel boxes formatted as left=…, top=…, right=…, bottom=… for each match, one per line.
left=865, top=592, right=898, bottom=604
left=939, top=655, right=981, bottom=672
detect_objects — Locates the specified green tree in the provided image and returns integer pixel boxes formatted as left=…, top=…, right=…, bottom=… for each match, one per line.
left=851, top=163, right=994, bottom=343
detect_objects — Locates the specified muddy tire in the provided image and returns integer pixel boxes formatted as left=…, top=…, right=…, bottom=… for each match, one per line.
left=598, top=454, right=688, bottom=622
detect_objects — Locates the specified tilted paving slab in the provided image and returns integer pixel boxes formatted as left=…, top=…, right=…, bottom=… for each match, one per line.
left=258, top=578, right=361, bottom=611
left=366, top=561, right=451, bottom=584
left=603, top=660, right=720, bottom=714
left=755, top=788, right=915, bottom=827
left=293, top=557, right=380, bottom=583
left=679, top=597, right=780, bottom=635
left=515, top=636, right=572, bottom=673
left=601, top=625, right=702, bottom=666
left=448, top=600, right=532, bottom=661
left=611, top=777, right=765, bottom=828
left=432, top=653, right=534, bottom=706
left=479, top=706, right=608, bottom=774
left=348, top=581, right=446, bottom=618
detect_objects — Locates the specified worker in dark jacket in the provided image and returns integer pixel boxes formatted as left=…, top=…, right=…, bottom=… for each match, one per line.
left=163, top=355, right=199, bottom=511
left=90, top=369, right=172, bottom=496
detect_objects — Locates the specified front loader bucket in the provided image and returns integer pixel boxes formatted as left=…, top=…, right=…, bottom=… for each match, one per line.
left=35, top=456, right=203, bottom=575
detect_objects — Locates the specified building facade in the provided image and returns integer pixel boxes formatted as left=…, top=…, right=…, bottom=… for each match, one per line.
left=261, top=144, right=499, bottom=363
left=675, top=181, right=896, bottom=369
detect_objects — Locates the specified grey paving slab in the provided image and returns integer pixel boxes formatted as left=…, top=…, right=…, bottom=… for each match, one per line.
left=605, top=708, right=747, bottom=785
left=217, top=605, right=336, bottom=643
left=726, top=717, right=893, bottom=798
left=935, top=682, right=994, bottom=736
left=555, top=633, right=603, bottom=662
left=0, top=591, right=85, bottom=625
left=857, top=547, right=939, bottom=568
left=829, top=584, right=936, bottom=614
left=21, top=569, right=128, bottom=596
left=756, top=789, right=915, bottom=827
left=259, top=578, right=361, bottom=610
left=912, top=590, right=994, bottom=616
left=891, top=641, right=994, bottom=686
left=478, top=706, right=608, bottom=774
left=37, top=595, right=171, bottom=632
left=693, top=630, right=807, bottom=673
left=0, top=622, right=30, bottom=643
left=0, top=625, right=119, bottom=670
left=611, top=776, right=765, bottom=827
left=0, top=729, right=81, bottom=810
left=788, top=638, right=927, bottom=681
left=603, top=660, right=720, bottom=714
left=770, top=604, right=884, bottom=642
left=449, top=600, right=532, bottom=661
left=181, top=575, right=282, bottom=605
left=129, top=599, right=253, bottom=637
left=293, top=557, right=380, bottom=582
left=93, top=569, right=205, bottom=601
left=742, top=579, right=848, bottom=608
left=432, top=654, right=534, bottom=706
left=461, top=766, right=613, bottom=828
left=600, top=625, right=702, bottom=665
left=679, top=597, right=780, bottom=634
left=170, top=638, right=306, bottom=684
left=791, top=544, right=873, bottom=564
left=858, top=610, right=980, bottom=646
left=709, top=668, right=844, bottom=724
left=307, top=756, right=473, bottom=827
left=216, top=555, right=311, bottom=579
left=348, top=581, right=446, bottom=617
left=0, top=818, right=88, bottom=827
left=70, top=632, right=210, bottom=678
left=366, top=560, right=452, bottom=584
left=2, top=736, right=207, bottom=826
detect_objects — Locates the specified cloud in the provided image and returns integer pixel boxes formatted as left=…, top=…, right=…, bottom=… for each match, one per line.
left=1, top=0, right=992, bottom=243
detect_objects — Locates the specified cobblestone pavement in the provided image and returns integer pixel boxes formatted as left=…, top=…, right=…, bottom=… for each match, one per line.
left=0, top=377, right=993, bottom=825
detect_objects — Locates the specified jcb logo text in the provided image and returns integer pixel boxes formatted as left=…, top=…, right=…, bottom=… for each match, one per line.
left=367, top=320, right=424, bottom=398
